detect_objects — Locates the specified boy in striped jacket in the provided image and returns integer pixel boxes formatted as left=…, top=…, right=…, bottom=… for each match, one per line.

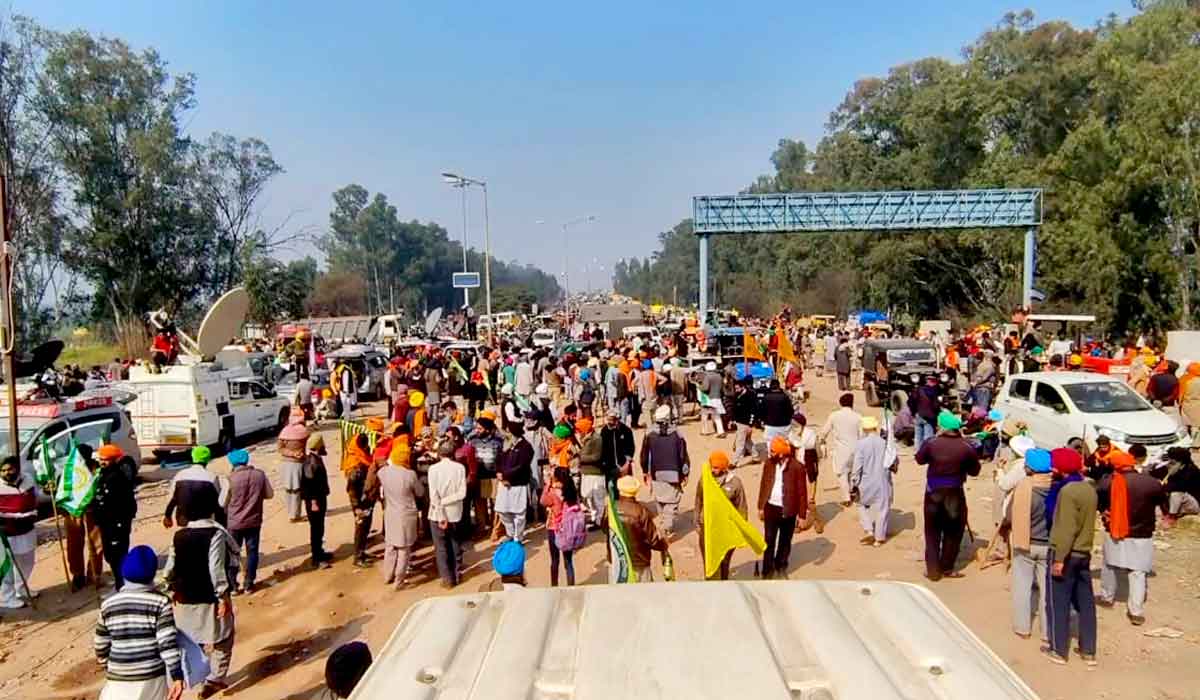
left=94, top=545, right=184, bottom=700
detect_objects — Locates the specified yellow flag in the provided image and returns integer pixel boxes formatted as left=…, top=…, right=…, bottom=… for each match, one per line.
left=743, top=329, right=765, bottom=361
left=776, top=328, right=798, bottom=364
left=702, top=464, right=766, bottom=577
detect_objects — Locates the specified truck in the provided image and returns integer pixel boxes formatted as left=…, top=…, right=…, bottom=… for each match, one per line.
left=279, top=313, right=406, bottom=347
left=577, top=303, right=646, bottom=340
left=121, top=361, right=291, bottom=457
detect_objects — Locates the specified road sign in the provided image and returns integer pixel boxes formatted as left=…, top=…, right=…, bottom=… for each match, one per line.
left=452, top=272, right=481, bottom=289
left=1030, top=287, right=1046, bottom=303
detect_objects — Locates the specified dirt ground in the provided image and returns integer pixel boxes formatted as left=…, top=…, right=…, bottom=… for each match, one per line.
left=3, top=374, right=1199, bottom=700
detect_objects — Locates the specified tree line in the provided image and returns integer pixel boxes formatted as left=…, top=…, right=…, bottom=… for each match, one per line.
left=0, top=17, right=559, bottom=350
left=614, top=2, right=1200, bottom=336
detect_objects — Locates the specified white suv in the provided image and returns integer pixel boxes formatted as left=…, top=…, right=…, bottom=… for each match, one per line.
left=994, top=371, right=1189, bottom=457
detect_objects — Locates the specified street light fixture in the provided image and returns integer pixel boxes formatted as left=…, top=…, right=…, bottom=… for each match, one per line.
left=441, top=172, right=492, bottom=343
left=558, top=215, right=597, bottom=318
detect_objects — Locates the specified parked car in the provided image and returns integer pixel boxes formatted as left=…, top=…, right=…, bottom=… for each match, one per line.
left=861, top=338, right=956, bottom=412
left=531, top=328, right=558, bottom=349
left=0, top=394, right=142, bottom=502
left=326, top=344, right=389, bottom=400
left=993, top=371, right=1190, bottom=456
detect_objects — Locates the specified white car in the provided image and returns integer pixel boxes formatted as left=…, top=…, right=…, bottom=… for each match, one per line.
left=994, top=371, right=1189, bottom=456
left=531, top=329, right=558, bottom=349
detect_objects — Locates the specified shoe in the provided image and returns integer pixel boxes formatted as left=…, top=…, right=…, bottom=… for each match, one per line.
left=859, top=535, right=875, bottom=545
left=813, top=519, right=825, bottom=534
left=1040, top=646, right=1067, bottom=665
left=943, top=571, right=965, bottom=579
left=924, top=572, right=942, bottom=583
left=1128, top=612, right=1145, bottom=626
left=1096, top=597, right=1114, bottom=608
left=318, top=560, right=333, bottom=570
left=1080, top=654, right=1098, bottom=669
left=1014, top=632, right=1031, bottom=640
left=232, top=587, right=244, bottom=597
left=352, top=559, right=373, bottom=569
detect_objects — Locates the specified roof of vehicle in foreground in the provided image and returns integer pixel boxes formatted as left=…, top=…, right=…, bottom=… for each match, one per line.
left=350, top=581, right=1038, bottom=700
left=1006, top=370, right=1125, bottom=386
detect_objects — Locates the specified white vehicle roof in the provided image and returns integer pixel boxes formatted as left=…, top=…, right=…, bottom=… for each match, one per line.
left=1005, top=370, right=1119, bottom=386
left=622, top=325, right=658, bottom=334
left=351, top=581, right=1036, bottom=700
left=1026, top=314, right=1096, bottom=323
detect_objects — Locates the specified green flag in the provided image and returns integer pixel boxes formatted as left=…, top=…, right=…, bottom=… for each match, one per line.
left=34, top=436, right=55, bottom=487
left=606, top=487, right=638, bottom=583
left=0, top=533, right=12, bottom=584
left=55, top=443, right=98, bottom=518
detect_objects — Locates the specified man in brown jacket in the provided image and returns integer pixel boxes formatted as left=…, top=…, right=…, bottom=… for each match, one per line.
left=613, top=475, right=670, bottom=581
left=757, top=437, right=808, bottom=579
left=695, top=450, right=747, bottom=580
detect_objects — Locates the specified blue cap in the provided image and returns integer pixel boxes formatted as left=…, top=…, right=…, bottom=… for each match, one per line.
left=492, top=540, right=525, bottom=577
left=642, top=359, right=652, bottom=370
left=121, top=545, right=158, bottom=585
left=988, top=409, right=1004, bottom=422
left=580, top=369, right=591, bottom=381
left=1025, top=448, right=1052, bottom=474
left=228, top=449, right=250, bottom=466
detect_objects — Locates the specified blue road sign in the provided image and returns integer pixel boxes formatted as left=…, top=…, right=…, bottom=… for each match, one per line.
left=452, top=272, right=481, bottom=289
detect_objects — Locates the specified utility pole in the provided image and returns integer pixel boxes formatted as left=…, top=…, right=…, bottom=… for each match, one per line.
left=0, top=176, right=19, bottom=455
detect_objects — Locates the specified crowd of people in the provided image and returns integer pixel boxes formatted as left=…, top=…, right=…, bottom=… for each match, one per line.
left=4, top=310, right=1200, bottom=698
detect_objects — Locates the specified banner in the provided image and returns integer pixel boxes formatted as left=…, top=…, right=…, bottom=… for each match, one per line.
left=606, top=487, right=638, bottom=583
left=701, top=464, right=765, bottom=577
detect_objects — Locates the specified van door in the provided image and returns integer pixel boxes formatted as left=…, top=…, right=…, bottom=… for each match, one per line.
left=1030, top=381, right=1074, bottom=447
left=1001, top=377, right=1035, bottom=438
left=249, top=381, right=279, bottom=429
left=227, top=379, right=261, bottom=435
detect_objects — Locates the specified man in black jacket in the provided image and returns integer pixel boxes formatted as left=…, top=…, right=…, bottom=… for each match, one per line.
left=600, top=412, right=636, bottom=484
left=91, top=444, right=137, bottom=589
left=908, top=374, right=942, bottom=450
left=759, top=379, right=793, bottom=444
left=731, top=378, right=758, bottom=467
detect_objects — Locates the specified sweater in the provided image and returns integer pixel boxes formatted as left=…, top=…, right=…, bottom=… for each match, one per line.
left=600, top=424, right=636, bottom=476
left=94, top=583, right=184, bottom=682
left=1048, top=480, right=1098, bottom=562
left=639, top=429, right=690, bottom=484
left=226, top=466, right=274, bottom=530
left=577, top=432, right=605, bottom=476
left=915, top=435, right=981, bottom=490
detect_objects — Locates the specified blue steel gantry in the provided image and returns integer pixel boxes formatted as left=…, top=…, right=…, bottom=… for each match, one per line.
left=692, top=188, right=1043, bottom=323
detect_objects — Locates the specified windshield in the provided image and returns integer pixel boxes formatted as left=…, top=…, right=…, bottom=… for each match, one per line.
left=0, top=427, right=40, bottom=457
left=1062, top=382, right=1151, bottom=414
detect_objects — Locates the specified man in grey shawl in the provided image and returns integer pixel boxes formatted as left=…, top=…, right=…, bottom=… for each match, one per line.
left=277, top=408, right=309, bottom=521
left=850, top=415, right=898, bottom=546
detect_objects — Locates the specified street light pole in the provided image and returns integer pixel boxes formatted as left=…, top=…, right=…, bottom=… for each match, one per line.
left=442, top=172, right=493, bottom=344
left=559, top=215, right=597, bottom=321
left=457, top=181, right=470, bottom=308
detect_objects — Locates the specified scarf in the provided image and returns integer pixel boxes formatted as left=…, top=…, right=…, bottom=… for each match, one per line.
left=550, top=437, right=574, bottom=467
left=1010, top=472, right=1052, bottom=550
left=1109, top=463, right=1136, bottom=540
left=342, top=435, right=373, bottom=477
left=1044, top=473, right=1083, bottom=530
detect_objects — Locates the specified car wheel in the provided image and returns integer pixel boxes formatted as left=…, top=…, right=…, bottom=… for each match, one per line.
left=889, top=389, right=909, bottom=415
left=864, top=381, right=880, bottom=407
left=218, top=431, right=235, bottom=456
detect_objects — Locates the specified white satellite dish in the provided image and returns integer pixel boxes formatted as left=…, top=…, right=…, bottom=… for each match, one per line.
left=424, top=307, right=443, bottom=336
left=175, top=287, right=250, bottom=359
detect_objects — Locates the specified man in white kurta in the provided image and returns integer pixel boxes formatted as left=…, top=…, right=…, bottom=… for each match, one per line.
left=819, top=393, right=863, bottom=505
left=851, top=417, right=898, bottom=545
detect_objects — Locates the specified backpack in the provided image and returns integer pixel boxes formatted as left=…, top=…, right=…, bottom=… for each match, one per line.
left=555, top=504, right=587, bottom=552
left=614, top=373, right=629, bottom=401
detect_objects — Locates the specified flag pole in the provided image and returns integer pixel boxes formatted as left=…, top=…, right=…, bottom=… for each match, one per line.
left=49, top=496, right=72, bottom=591
left=1, top=531, right=36, bottom=610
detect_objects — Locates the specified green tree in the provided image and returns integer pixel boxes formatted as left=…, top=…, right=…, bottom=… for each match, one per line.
left=36, top=28, right=213, bottom=327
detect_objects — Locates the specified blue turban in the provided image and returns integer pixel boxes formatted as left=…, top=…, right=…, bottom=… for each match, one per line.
left=1025, top=448, right=1052, bottom=474
left=121, top=545, right=158, bottom=585
left=492, top=540, right=525, bottom=577
left=227, top=449, right=250, bottom=466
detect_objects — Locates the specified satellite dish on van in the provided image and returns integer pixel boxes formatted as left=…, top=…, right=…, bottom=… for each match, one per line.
left=193, top=288, right=250, bottom=358
left=12, top=339, right=64, bottom=377
left=424, top=307, right=443, bottom=336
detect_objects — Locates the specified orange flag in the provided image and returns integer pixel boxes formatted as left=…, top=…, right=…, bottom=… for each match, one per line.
left=743, top=329, right=765, bottom=361
left=776, top=328, right=798, bottom=364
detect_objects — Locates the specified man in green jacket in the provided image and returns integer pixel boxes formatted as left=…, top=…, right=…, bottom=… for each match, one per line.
left=1044, top=447, right=1098, bottom=667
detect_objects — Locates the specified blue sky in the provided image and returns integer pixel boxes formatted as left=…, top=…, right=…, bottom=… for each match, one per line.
left=25, top=1, right=1128, bottom=292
